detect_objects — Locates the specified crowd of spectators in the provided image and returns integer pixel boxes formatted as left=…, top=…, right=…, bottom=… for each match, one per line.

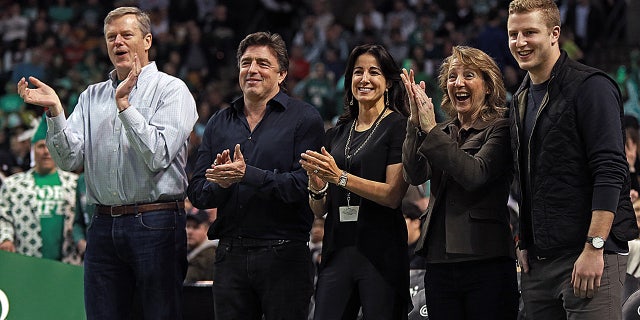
left=0, top=0, right=634, bottom=181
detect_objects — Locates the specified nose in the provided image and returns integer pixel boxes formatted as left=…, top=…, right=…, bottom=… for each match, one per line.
left=360, top=72, right=370, bottom=83
left=247, top=60, right=258, bottom=73
left=514, top=33, right=526, bottom=47
left=454, top=75, right=464, bottom=87
left=114, top=34, right=124, bottom=45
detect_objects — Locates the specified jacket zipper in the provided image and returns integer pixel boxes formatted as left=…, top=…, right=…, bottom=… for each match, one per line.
left=521, top=74, right=555, bottom=248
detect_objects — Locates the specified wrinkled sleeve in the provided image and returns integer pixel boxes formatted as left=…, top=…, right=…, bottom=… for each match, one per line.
left=417, top=118, right=511, bottom=191
left=402, top=120, right=431, bottom=185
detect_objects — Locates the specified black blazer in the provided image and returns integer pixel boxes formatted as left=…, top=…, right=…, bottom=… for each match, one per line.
left=402, top=117, right=515, bottom=260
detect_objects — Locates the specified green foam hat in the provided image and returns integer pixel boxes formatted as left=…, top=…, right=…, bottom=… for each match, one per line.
left=31, top=114, right=48, bottom=143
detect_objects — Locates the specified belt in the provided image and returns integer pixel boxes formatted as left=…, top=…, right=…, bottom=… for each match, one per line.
left=219, top=237, right=294, bottom=248
left=96, top=201, right=184, bottom=216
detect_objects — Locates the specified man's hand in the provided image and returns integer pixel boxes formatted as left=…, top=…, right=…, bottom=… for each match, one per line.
left=571, top=247, right=604, bottom=298
left=115, top=54, right=141, bottom=112
left=0, top=240, right=15, bottom=252
left=17, top=76, right=64, bottom=116
left=77, top=239, right=87, bottom=256
left=205, top=144, right=246, bottom=188
left=516, top=248, right=530, bottom=273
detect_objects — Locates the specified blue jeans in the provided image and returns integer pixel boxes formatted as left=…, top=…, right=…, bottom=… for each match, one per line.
left=84, top=209, right=187, bottom=320
left=213, top=240, right=314, bottom=320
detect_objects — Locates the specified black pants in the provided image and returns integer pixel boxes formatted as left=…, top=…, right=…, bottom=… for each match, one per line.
left=314, top=246, right=407, bottom=320
left=424, top=257, right=519, bottom=320
left=212, top=240, right=314, bottom=320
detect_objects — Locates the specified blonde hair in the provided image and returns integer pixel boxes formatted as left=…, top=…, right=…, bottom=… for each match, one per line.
left=508, top=0, right=561, bottom=30
left=103, top=7, right=151, bottom=36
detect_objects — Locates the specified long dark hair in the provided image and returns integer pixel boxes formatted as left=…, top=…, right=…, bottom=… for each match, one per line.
left=337, top=44, right=409, bottom=125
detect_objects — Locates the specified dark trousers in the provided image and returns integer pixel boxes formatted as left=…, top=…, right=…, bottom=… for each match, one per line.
left=424, top=257, right=519, bottom=320
left=314, top=246, right=407, bottom=320
left=521, top=252, right=626, bottom=320
left=212, top=240, right=313, bottom=320
left=84, top=209, right=187, bottom=320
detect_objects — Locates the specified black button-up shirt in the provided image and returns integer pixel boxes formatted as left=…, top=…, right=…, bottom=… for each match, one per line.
left=187, top=91, right=324, bottom=241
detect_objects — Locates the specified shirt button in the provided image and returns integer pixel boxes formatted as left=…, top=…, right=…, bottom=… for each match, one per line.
left=248, top=136, right=252, bottom=140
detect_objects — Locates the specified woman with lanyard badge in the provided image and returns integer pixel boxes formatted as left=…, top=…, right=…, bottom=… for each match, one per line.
left=301, top=44, right=410, bottom=319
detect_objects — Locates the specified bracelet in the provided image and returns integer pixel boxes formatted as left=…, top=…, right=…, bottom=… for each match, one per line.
left=308, top=182, right=329, bottom=199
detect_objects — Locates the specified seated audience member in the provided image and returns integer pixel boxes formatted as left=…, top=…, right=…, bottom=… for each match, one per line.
left=310, top=217, right=325, bottom=273
left=627, top=198, right=640, bottom=278
left=0, top=117, right=80, bottom=264
left=403, top=190, right=427, bottom=270
left=72, top=172, right=95, bottom=259
left=185, top=210, right=216, bottom=284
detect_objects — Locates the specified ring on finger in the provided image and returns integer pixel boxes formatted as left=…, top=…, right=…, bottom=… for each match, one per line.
left=313, top=169, right=319, bottom=174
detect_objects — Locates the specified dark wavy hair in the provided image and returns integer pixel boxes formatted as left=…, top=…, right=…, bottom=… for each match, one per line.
left=437, top=46, right=507, bottom=121
left=337, top=44, right=409, bottom=125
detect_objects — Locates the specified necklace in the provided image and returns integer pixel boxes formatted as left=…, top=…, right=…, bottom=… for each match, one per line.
left=344, top=106, right=388, bottom=168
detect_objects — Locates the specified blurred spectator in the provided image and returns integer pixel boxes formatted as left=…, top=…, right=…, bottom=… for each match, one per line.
left=310, top=0, right=334, bottom=39
left=1, top=3, right=29, bottom=46
left=294, top=62, right=336, bottom=122
left=474, top=8, right=517, bottom=73
left=72, top=172, right=95, bottom=259
left=292, top=16, right=326, bottom=65
left=560, top=0, right=605, bottom=54
left=184, top=210, right=216, bottom=284
left=48, top=0, right=76, bottom=25
left=0, top=117, right=80, bottom=264
left=354, top=0, right=384, bottom=36
left=309, top=217, right=324, bottom=273
left=403, top=185, right=428, bottom=270
left=385, top=0, right=416, bottom=40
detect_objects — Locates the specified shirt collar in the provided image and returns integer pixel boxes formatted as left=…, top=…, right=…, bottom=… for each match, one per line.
left=231, top=90, right=288, bottom=113
left=445, top=116, right=492, bottom=133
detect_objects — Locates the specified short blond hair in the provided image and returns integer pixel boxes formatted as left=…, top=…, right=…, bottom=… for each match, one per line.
left=508, top=0, right=561, bottom=30
left=103, top=7, right=151, bottom=36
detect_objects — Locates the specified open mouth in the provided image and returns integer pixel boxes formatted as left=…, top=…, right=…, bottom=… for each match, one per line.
left=358, top=87, right=373, bottom=93
left=455, top=92, right=470, bottom=102
left=115, top=51, right=128, bottom=57
left=518, top=50, right=532, bottom=58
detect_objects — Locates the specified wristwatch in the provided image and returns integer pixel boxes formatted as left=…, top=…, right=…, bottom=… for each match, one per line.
left=337, top=171, right=348, bottom=187
left=586, top=236, right=605, bottom=249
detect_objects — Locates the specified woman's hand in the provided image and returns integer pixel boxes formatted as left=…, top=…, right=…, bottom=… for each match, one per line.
left=300, top=147, right=341, bottom=186
left=401, top=68, right=421, bottom=126
left=401, top=68, right=436, bottom=133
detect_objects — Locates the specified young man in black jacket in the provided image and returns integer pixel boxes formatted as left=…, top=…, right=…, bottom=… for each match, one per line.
left=507, top=0, right=638, bottom=319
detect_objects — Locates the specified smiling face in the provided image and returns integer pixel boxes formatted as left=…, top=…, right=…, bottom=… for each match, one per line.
left=446, top=59, right=488, bottom=120
left=33, top=140, right=56, bottom=175
left=238, top=45, right=286, bottom=104
left=351, top=53, right=388, bottom=109
left=105, top=14, right=152, bottom=80
left=507, top=10, right=560, bottom=84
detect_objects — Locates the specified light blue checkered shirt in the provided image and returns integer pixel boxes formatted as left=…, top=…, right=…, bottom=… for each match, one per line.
left=46, top=62, right=198, bottom=206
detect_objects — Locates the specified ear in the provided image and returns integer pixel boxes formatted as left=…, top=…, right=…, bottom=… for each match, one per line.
left=278, top=70, right=288, bottom=85
left=550, top=26, right=560, bottom=45
left=144, top=33, right=152, bottom=51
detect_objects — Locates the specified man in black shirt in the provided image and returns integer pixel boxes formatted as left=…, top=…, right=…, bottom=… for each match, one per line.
left=187, top=31, right=324, bottom=320
left=507, top=1, right=638, bottom=319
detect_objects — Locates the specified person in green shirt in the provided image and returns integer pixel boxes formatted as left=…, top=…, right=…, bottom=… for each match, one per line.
left=0, top=116, right=80, bottom=264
